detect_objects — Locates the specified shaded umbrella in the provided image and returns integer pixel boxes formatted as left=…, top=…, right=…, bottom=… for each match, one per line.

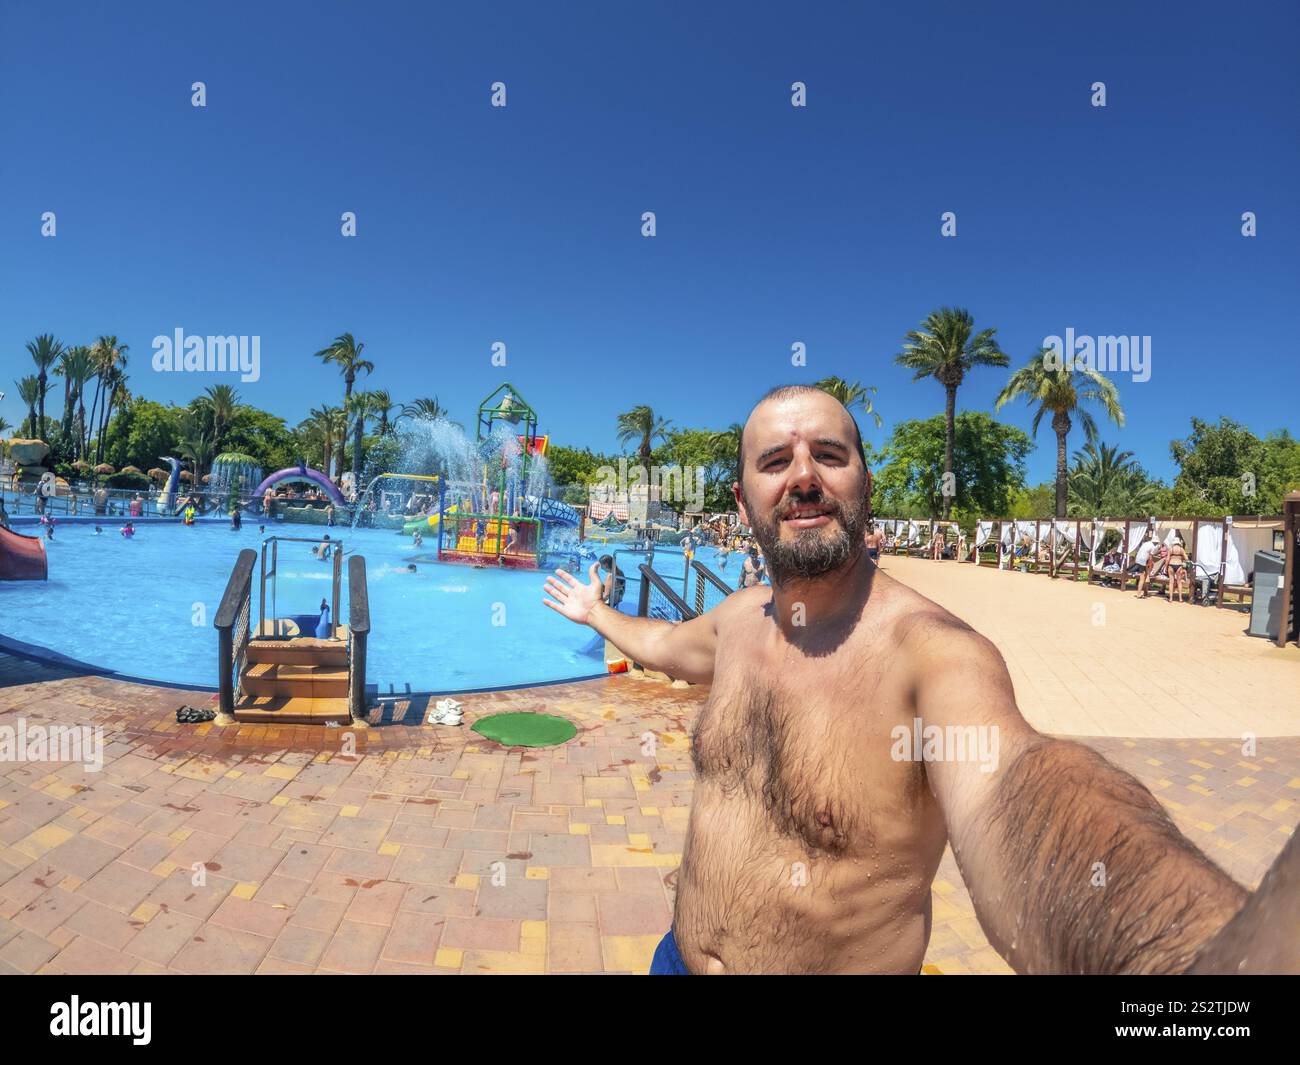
left=147, top=467, right=167, bottom=482
left=121, top=465, right=143, bottom=476
left=179, top=471, right=193, bottom=482
left=93, top=463, right=115, bottom=475
left=71, top=460, right=91, bottom=472
left=201, top=474, right=212, bottom=484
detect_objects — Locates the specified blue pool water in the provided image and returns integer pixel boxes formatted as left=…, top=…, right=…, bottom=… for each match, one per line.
left=0, top=522, right=742, bottom=692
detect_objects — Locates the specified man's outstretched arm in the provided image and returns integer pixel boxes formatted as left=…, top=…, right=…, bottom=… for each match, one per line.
left=907, top=616, right=1290, bottom=974
left=542, top=564, right=719, bottom=685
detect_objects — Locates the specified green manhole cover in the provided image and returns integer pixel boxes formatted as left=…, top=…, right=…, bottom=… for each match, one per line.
left=471, top=711, right=578, bottom=748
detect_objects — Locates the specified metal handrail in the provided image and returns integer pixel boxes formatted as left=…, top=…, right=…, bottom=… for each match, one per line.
left=257, top=535, right=343, bottom=639
left=347, top=555, right=370, bottom=722
left=636, top=563, right=697, bottom=622
left=689, top=558, right=733, bottom=614
left=214, top=549, right=257, bottom=714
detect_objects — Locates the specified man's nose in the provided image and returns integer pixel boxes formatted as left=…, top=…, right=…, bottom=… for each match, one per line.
left=785, top=447, right=824, bottom=497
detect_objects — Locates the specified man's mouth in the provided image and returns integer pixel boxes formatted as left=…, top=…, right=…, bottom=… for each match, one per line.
left=781, top=504, right=835, bottom=529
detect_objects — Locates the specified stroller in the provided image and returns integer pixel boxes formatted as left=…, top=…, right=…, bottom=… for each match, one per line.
left=1190, top=561, right=1221, bottom=606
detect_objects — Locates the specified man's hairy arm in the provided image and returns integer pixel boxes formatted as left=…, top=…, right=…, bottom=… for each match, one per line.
left=908, top=615, right=1249, bottom=974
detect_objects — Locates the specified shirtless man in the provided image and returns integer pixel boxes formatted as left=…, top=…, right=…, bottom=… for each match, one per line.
left=863, top=520, right=884, bottom=564
left=543, top=385, right=1298, bottom=974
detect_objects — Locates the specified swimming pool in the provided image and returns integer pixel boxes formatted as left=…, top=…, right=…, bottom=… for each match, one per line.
left=0, top=522, right=744, bottom=692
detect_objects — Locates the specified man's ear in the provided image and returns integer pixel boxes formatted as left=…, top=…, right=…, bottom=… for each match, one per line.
left=732, top=481, right=749, bottom=527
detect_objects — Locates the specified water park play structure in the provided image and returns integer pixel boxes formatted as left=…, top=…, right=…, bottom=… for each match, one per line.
left=156, top=457, right=181, bottom=515
left=251, top=463, right=347, bottom=507
left=0, top=525, right=47, bottom=580
left=355, top=385, right=583, bottom=570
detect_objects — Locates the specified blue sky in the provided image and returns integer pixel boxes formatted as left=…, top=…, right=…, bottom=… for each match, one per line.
left=2, top=0, right=1296, bottom=485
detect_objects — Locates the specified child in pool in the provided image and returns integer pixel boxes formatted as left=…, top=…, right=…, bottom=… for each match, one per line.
left=41, top=514, right=56, bottom=540
left=121, top=521, right=136, bottom=538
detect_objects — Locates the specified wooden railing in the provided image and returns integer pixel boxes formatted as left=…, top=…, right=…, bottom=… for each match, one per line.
left=214, top=549, right=257, bottom=714
left=347, top=555, right=370, bottom=722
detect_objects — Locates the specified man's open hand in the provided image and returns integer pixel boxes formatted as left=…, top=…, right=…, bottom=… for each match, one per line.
left=542, top=564, right=604, bottom=626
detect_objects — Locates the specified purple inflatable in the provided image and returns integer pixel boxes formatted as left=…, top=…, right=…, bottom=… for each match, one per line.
left=251, top=465, right=346, bottom=505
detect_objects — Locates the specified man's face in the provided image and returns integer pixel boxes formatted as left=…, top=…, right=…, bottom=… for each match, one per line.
left=733, top=392, right=871, bottom=584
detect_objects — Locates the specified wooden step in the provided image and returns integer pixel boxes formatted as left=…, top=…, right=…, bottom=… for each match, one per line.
left=246, top=636, right=349, bottom=667
left=232, top=695, right=351, bottom=725
left=242, top=662, right=349, bottom=699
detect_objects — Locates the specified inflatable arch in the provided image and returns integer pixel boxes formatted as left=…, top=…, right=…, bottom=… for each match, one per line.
left=251, top=465, right=347, bottom=505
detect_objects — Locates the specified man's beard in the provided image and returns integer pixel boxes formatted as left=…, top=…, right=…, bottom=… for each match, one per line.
left=744, top=487, right=870, bottom=584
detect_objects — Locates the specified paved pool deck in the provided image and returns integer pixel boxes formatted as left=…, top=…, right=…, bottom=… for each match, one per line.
left=1, top=555, right=1296, bottom=974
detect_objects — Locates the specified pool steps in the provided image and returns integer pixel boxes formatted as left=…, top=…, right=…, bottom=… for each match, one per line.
left=232, top=627, right=352, bottom=724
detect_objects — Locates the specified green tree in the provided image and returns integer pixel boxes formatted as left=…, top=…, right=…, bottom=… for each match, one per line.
left=1067, top=442, right=1161, bottom=517
left=1160, top=418, right=1300, bottom=515
left=15, top=375, right=45, bottom=438
left=203, top=385, right=241, bottom=452
left=813, top=378, right=883, bottom=429
left=369, top=389, right=395, bottom=435
left=346, top=391, right=381, bottom=485
left=52, top=345, right=93, bottom=462
left=995, top=348, right=1125, bottom=519
left=87, top=335, right=129, bottom=463
left=25, top=334, right=63, bottom=440
left=176, top=407, right=215, bottom=490
left=651, top=427, right=735, bottom=513
left=220, top=405, right=297, bottom=474
left=106, top=400, right=183, bottom=472
left=400, top=396, right=451, bottom=422
left=869, top=412, right=1032, bottom=522
left=894, top=308, right=1009, bottom=518
left=1007, top=482, right=1057, bottom=519
left=615, top=405, right=672, bottom=464
left=314, top=332, right=374, bottom=463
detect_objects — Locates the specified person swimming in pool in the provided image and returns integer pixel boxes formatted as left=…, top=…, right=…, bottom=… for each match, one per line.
left=543, top=383, right=1298, bottom=975
left=120, top=521, right=135, bottom=538
left=313, top=534, right=333, bottom=559
left=41, top=514, right=56, bottom=540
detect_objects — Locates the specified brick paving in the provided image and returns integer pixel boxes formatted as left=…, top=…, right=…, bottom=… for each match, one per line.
left=2, top=558, right=1297, bottom=974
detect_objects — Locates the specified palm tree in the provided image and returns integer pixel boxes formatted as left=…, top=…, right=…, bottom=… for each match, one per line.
left=813, top=377, right=883, bottom=429
left=204, top=385, right=241, bottom=451
left=53, top=346, right=90, bottom=457
left=0, top=416, right=11, bottom=439
left=302, top=405, right=346, bottom=480
left=895, top=308, right=1008, bottom=518
left=314, top=332, right=373, bottom=459
left=615, top=406, right=673, bottom=464
left=1067, top=442, right=1159, bottom=516
left=176, top=409, right=215, bottom=496
left=995, top=348, right=1125, bottom=519
left=368, top=389, right=396, bottom=435
left=345, top=391, right=380, bottom=489
left=87, top=336, right=129, bottom=463
left=98, top=368, right=129, bottom=460
left=64, top=347, right=96, bottom=460
left=15, top=376, right=45, bottom=438
left=399, top=396, right=449, bottom=422
left=25, top=334, right=64, bottom=440
left=709, top=423, right=743, bottom=460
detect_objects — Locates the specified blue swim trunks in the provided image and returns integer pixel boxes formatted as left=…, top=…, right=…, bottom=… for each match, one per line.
left=649, top=927, right=691, bottom=975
